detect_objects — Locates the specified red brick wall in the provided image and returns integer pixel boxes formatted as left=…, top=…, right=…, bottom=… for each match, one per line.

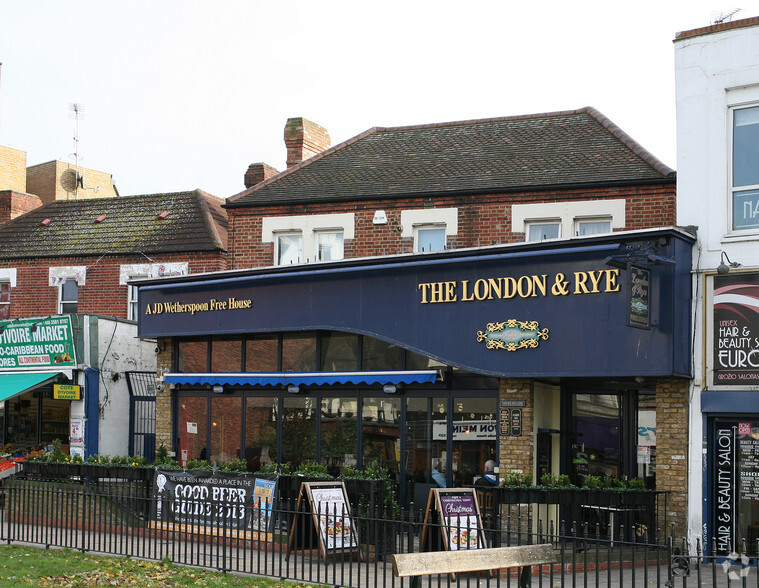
left=0, top=251, right=227, bottom=319
left=0, top=191, right=43, bottom=224
left=228, top=183, right=676, bottom=269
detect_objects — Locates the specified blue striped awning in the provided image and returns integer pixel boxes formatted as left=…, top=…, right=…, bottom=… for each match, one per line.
left=165, top=370, right=439, bottom=387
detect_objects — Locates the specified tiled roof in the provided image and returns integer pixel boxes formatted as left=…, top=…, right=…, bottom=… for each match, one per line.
left=675, top=15, right=759, bottom=41
left=0, top=190, right=227, bottom=259
left=227, top=107, right=675, bottom=208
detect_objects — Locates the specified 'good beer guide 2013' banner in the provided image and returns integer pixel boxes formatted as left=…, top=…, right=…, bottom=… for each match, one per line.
left=152, top=470, right=277, bottom=538
left=713, top=274, right=759, bottom=383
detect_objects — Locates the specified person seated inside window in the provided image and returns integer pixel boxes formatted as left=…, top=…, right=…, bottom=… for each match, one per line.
left=474, top=460, right=498, bottom=486
left=432, top=456, right=447, bottom=487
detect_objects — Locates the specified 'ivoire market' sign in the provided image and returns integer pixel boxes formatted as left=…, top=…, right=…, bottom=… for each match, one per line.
left=0, top=316, right=76, bottom=369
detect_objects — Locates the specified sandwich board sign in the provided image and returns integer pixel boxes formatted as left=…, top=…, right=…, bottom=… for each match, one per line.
left=286, top=481, right=361, bottom=562
left=420, top=487, right=485, bottom=553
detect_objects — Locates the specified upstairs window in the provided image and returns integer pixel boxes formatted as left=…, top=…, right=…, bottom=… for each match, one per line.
left=59, top=280, right=78, bottom=314
left=316, top=231, right=344, bottom=261
left=276, top=233, right=303, bottom=265
left=732, top=105, right=759, bottom=231
left=527, top=222, right=560, bottom=241
left=576, top=219, right=612, bottom=236
left=0, top=282, right=9, bottom=320
left=415, top=226, right=446, bottom=252
left=128, top=282, right=140, bottom=321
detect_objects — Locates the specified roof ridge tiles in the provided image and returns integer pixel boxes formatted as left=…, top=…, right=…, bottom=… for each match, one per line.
left=584, top=106, right=675, bottom=177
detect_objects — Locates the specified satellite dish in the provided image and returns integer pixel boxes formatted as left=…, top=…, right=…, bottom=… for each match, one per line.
left=60, top=169, right=82, bottom=193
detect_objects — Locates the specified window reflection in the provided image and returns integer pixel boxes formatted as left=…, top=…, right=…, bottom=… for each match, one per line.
left=321, top=396, right=357, bottom=477
left=245, top=397, right=278, bottom=472
left=363, top=396, right=400, bottom=476
left=281, top=396, right=316, bottom=468
left=282, top=333, right=316, bottom=372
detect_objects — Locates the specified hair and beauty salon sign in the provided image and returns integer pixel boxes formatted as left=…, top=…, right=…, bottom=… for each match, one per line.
left=0, top=316, right=76, bottom=369
left=712, top=274, right=759, bottom=385
left=137, top=231, right=693, bottom=378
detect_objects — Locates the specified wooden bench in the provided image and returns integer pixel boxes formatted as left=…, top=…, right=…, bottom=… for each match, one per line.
left=392, top=543, right=556, bottom=588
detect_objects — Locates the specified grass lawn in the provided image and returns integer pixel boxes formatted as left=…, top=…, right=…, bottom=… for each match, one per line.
left=0, top=544, right=319, bottom=586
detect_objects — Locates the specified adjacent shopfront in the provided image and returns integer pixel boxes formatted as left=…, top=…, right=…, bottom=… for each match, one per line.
left=703, top=272, right=759, bottom=553
left=138, top=229, right=694, bottom=521
left=0, top=316, right=77, bottom=452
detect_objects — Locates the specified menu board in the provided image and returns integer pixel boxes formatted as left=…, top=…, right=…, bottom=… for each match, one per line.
left=712, top=274, right=759, bottom=384
left=420, top=488, right=485, bottom=553
left=287, top=481, right=361, bottom=562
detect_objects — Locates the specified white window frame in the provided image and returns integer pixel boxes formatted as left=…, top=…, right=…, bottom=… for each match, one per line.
left=512, top=200, right=625, bottom=240
left=526, top=221, right=561, bottom=242
left=58, top=279, right=78, bottom=314
left=728, top=103, right=759, bottom=234
left=315, top=229, right=344, bottom=261
left=262, top=213, right=355, bottom=265
left=49, top=266, right=86, bottom=315
left=0, top=269, right=17, bottom=321
left=127, top=281, right=140, bottom=321
left=0, top=282, right=10, bottom=320
left=414, top=224, right=447, bottom=252
left=275, top=232, right=303, bottom=266
left=574, top=217, right=612, bottom=237
left=400, top=208, right=458, bottom=253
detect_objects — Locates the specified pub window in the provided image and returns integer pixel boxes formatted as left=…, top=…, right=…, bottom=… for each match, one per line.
left=276, top=232, right=303, bottom=265
left=210, top=337, right=243, bottom=372
left=575, top=218, right=611, bottom=236
left=316, top=230, right=344, bottom=261
left=245, top=335, right=279, bottom=372
left=415, top=225, right=446, bottom=252
left=362, top=337, right=403, bottom=371
left=320, top=332, right=359, bottom=371
left=282, top=332, right=317, bottom=372
left=527, top=221, right=560, bottom=241
left=178, top=339, right=209, bottom=372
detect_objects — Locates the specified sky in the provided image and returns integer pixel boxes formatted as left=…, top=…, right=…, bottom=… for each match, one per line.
left=1, top=1, right=758, bottom=200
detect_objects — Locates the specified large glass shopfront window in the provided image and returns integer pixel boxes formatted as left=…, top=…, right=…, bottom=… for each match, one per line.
left=210, top=396, right=242, bottom=463
left=709, top=418, right=759, bottom=555
left=174, top=388, right=497, bottom=507
left=245, top=397, right=277, bottom=472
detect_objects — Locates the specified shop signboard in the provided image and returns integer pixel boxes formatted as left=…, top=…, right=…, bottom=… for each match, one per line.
left=713, top=274, right=759, bottom=384
left=151, top=470, right=276, bottom=540
left=0, top=316, right=76, bottom=369
left=54, top=384, right=81, bottom=400
left=627, top=266, right=651, bottom=329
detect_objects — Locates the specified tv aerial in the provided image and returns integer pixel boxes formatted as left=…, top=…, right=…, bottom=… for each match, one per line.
left=68, top=103, right=84, bottom=200
left=711, top=8, right=741, bottom=24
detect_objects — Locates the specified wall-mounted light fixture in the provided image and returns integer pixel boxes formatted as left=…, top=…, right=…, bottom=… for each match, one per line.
left=383, top=383, right=397, bottom=394
left=212, top=384, right=224, bottom=394
left=287, top=384, right=300, bottom=394
left=718, top=251, right=741, bottom=275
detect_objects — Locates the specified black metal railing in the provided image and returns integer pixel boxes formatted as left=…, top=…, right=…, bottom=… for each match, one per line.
left=0, top=476, right=746, bottom=588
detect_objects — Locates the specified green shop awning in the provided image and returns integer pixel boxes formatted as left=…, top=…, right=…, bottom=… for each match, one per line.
left=0, top=372, right=62, bottom=403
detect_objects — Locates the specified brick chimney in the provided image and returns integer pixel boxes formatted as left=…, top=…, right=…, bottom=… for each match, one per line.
left=284, top=118, right=330, bottom=168
left=244, top=163, right=279, bottom=189
left=0, top=190, right=43, bottom=224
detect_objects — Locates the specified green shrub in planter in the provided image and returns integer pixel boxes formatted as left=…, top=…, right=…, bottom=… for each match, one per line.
left=294, top=460, right=332, bottom=479
left=255, top=462, right=291, bottom=475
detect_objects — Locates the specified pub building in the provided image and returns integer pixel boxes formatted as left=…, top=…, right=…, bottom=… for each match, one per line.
left=137, top=227, right=694, bottom=531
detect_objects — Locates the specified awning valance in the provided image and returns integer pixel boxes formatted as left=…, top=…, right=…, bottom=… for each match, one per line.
left=0, top=372, right=64, bottom=403
left=165, top=370, right=439, bottom=387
